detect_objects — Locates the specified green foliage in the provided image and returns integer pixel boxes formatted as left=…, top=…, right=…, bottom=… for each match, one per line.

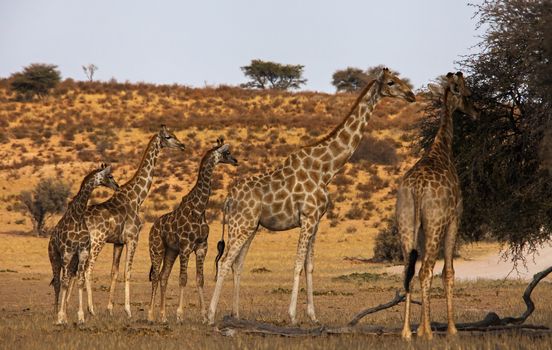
left=331, top=67, right=370, bottom=92
left=20, top=178, right=71, bottom=236
left=9, top=63, right=61, bottom=100
left=240, top=59, right=307, bottom=90
left=418, top=0, right=552, bottom=260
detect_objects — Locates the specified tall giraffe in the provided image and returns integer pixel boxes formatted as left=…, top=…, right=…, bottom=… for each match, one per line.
left=208, top=68, right=416, bottom=325
left=147, top=138, right=238, bottom=324
left=84, top=125, right=185, bottom=318
left=397, top=72, right=478, bottom=340
left=48, top=164, right=119, bottom=324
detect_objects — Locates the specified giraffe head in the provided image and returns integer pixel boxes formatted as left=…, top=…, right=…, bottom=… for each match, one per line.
left=377, top=68, right=416, bottom=102
left=158, top=125, right=186, bottom=150
left=212, top=137, right=238, bottom=166
left=429, top=72, right=479, bottom=119
left=92, top=163, right=120, bottom=191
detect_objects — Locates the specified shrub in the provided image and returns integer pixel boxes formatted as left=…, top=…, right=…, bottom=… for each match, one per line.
left=350, top=135, right=399, bottom=165
left=372, top=221, right=403, bottom=263
left=9, top=63, right=61, bottom=100
left=19, top=178, right=71, bottom=236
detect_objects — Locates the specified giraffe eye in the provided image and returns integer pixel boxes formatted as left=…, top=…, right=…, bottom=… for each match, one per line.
left=387, top=81, right=395, bottom=86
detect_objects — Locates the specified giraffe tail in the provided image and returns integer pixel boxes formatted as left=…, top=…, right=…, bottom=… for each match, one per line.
left=404, top=249, right=419, bottom=293
left=149, top=265, right=154, bottom=282
left=215, top=198, right=231, bottom=281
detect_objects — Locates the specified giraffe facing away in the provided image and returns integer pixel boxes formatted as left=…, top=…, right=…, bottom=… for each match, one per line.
left=84, top=125, right=185, bottom=318
left=208, top=68, right=416, bottom=325
left=147, top=138, right=238, bottom=324
left=397, top=72, right=478, bottom=340
left=48, top=164, right=120, bottom=324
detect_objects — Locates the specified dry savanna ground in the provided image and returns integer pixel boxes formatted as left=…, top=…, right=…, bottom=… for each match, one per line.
left=1, top=81, right=551, bottom=349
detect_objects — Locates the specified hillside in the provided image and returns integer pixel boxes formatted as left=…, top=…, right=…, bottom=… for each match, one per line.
left=0, top=81, right=426, bottom=246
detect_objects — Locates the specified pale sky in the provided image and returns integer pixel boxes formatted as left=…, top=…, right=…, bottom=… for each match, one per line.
left=0, top=0, right=484, bottom=92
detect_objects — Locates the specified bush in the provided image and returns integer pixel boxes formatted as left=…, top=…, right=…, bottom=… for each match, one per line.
left=372, top=221, right=460, bottom=263
left=372, top=221, right=403, bottom=263
left=350, top=135, right=399, bottom=165
left=20, top=178, right=71, bottom=236
left=10, top=63, right=61, bottom=100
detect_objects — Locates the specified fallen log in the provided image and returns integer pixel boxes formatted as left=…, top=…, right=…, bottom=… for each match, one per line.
left=348, top=264, right=552, bottom=329
left=216, top=265, right=552, bottom=337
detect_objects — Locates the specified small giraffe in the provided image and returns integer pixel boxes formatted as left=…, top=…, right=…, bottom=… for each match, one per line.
left=208, top=68, right=416, bottom=325
left=397, top=72, right=478, bottom=340
left=84, top=125, right=185, bottom=318
left=147, top=138, right=238, bottom=324
left=48, top=164, right=120, bottom=324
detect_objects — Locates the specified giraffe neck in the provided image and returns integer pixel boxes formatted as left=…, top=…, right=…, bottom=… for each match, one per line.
left=179, top=152, right=216, bottom=213
left=429, top=90, right=454, bottom=157
left=121, top=135, right=161, bottom=207
left=310, top=80, right=382, bottom=179
left=66, top=175, right=96, bottom=221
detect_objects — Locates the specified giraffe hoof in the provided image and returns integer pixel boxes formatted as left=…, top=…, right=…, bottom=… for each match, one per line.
left=401, top=329, right=412, bottom=340
left=87, top=307, right=96, bottom=316
left=447, top=327, right=458, bottom=337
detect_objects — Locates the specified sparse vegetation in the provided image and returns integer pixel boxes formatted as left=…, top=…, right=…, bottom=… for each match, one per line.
left=19, top=177, right=71, bottom=236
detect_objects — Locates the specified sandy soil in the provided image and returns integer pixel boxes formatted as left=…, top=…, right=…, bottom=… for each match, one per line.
left=386, top=245, right=552, bottom=281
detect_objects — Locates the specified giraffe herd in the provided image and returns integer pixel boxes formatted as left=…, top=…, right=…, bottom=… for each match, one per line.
left=47, top=68, right=478, bottom=340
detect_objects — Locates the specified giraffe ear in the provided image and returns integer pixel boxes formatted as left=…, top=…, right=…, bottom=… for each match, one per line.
left=427, top=83, right=444, bottom=97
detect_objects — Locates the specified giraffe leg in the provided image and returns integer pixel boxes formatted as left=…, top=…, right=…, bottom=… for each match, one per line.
left=56, top=251, right=73, bottom=325
left=123, top=238, right=139, bottom=319
left=86, top=237, right=105, bottom=316
left=65, top=253, right=79, bottom=304
left=443, top=219, right=458, bottom=336
left=208, top=230, right=254, bottom=325
left=176, top=248, right=192, bottom=323
left=396, top=188, right=420, bottom=340
left=416, top=227, right=441, bottom=340
left=148, top=226, right=165, bottom=323
left=106, top=243, right=124, bottom=316
left=289, top=216, right=319, bottom=325
left=304, top=234, right=318, bottom=323
left=76, top=249, right=89, bottom=324
left=159, top=249, right=178, bottom=324
left=195, top=241, right=208, bottom=323
left=48, top=240, right=61, bottom=314
left=231, top=234, right=254, bottom=319
left=66, top=277, right=76, bottom=304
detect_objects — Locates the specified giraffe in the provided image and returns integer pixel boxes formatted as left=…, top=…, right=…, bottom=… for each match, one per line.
left=397, top=72, right=478, bottom=340
left=147, top=138, right=238, bottom=324
left=208, top=68, right=416, bottom=325
left=83, top=125, right=185, bottom=318
left=48, top=164, right=120, bottom=324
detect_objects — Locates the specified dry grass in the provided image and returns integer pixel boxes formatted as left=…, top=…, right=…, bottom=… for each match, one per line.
left=1, top=232, right=552, bottom=349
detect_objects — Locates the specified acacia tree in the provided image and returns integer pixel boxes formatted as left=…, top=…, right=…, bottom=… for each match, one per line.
left=332, top=65, right=413, bottom=92
left=20, top=178, right=71, bottom=236
left=331, top=67, right=370, bottom=92
left=419, top=0, right=552, bottom=260
left=9, top=63, right=61, bottom=100
left=240, top=59, right=307, bottom=90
